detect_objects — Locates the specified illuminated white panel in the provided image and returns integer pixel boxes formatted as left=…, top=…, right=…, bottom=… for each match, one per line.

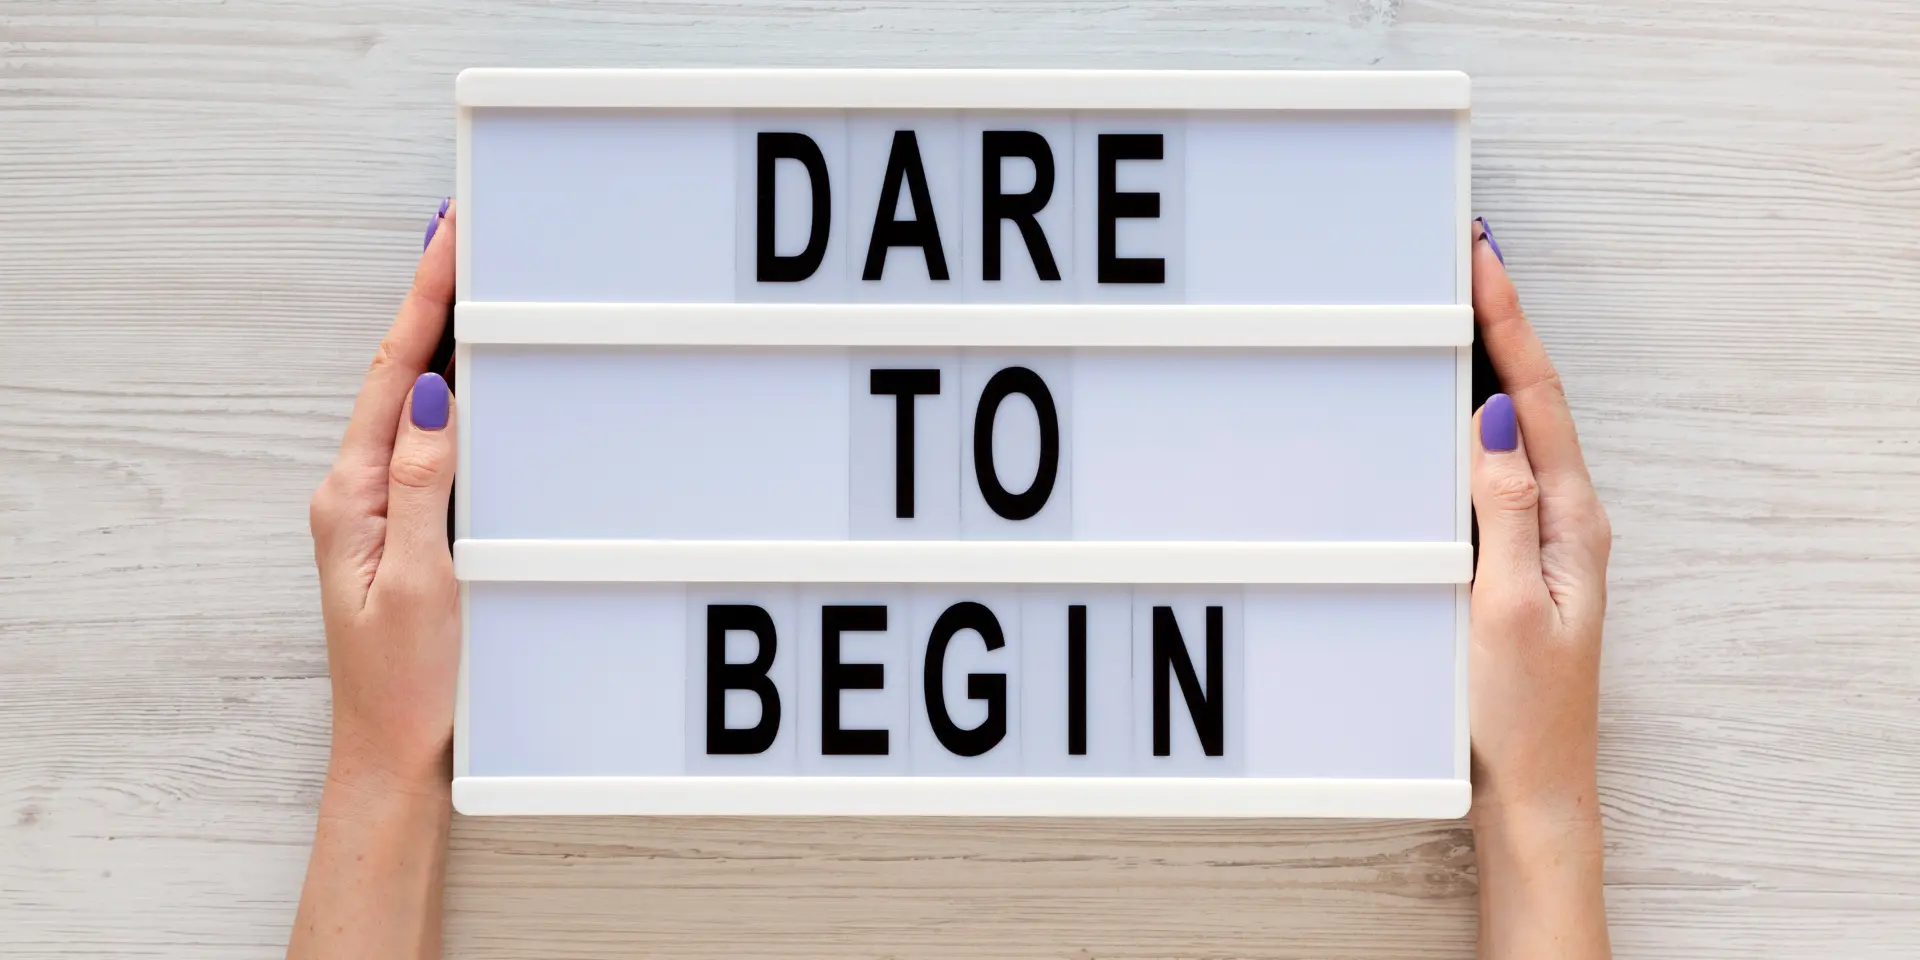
left=465, top=109, right=1456, bottom=304
left=464, top=584, right=1455, bottom=780
left=1070, top=349, right=1455, bottom=541
left=467, top=348, right=1450, bottom=543
left=1183, top=113, right=1456, bottom=304
left=468, top=112, right=734, bottom=302
left=465, top=583, right=686, bottom=776
left=1242, top=585, right=1458, bottom=779
left=466, top=347, right=852, bottom=540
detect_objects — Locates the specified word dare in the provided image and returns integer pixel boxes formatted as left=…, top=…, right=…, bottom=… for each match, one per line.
left=756, top=128, right=1169, bottom=287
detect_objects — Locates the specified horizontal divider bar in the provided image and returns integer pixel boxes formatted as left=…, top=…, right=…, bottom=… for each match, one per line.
left=452, top=776, right=1473, bottom=818
left=454, top=540, right=1471, bottom=585
left=456, top=302, right=1472, bottom=348
left=456, top=68, right=1471, bottom=112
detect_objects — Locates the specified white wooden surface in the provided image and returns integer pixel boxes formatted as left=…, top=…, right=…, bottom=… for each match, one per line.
left=3, top=1, right=1918, bottom=957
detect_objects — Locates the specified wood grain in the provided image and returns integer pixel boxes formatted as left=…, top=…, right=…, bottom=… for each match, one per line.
left=3, top=1, right=1918, bottom=957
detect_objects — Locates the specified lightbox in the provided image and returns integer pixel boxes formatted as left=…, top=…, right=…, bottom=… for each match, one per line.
left=451, top=69, right=1473, bottom=817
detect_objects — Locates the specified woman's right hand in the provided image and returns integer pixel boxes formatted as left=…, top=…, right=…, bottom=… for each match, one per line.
left=290, top=201, right=459, bottom=960
left=1466, top=219, right=1614, bottom=959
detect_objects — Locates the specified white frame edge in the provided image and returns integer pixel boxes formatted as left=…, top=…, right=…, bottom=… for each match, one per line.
left=456, top=303, right=1471, bottom=348
left=454, top=540, right=1470, bottom=585
left=453, top=106, right=475, bottom=782
left=1451, top=109, right=1474, bottom=784
left=452, top=776, right=1472, bottom=818
left=456, top=68, right=1470, bottom=112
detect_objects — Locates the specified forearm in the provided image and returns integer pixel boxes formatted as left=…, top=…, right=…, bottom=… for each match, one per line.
left=288, top=748, right=451, bottom=960
left=1472, top=795, right=1611, bottom=960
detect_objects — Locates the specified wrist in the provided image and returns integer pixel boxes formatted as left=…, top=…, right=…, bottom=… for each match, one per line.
left=1471, top=778, right=1613, bottom=959
left=1471, top=778, right=1605, bottom=863
left=327, top=723, right=451, bottom=803
left=1471, top=750, right=1601, bottom=828
left=296, top=732, right=452, bottom=960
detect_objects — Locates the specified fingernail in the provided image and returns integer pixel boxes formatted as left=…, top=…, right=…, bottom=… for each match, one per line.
left=423, top=197, right=449, bottom=250
left=1481, top=392, right=1517, bottom=451
left=1474, top=216, right=1505, bottom=265
left=411, top=372, right=450, bottom=430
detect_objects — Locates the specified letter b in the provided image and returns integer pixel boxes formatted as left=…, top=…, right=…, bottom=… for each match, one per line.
left=705, top=604, right=782, bottom=755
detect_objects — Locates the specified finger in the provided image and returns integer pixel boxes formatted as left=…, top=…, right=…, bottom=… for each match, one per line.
left=377, top=372, right=457, bottom=596
left=336, top=199, right=457, bottom=491
left=1471, top=219, right=1592, bottom=492
left=1471, top=393, right=1552, bottom=619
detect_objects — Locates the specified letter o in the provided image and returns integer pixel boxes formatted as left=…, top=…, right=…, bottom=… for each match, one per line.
left=972, top=366, right=1060, bottom=521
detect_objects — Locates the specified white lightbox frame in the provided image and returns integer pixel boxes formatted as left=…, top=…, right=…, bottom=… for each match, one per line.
left=451, top=69, right=1474, bottom=819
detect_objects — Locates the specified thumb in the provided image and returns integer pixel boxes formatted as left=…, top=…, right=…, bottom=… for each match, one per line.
left=1471, top=393, right=1547, bottom=603
left=380, top=372, right=457, bottom=590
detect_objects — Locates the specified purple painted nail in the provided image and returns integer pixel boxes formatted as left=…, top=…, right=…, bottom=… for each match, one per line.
left=411, top=372, right=450, bottom=430
left=423, top=197, right=449, bottom=250
left=1481, top=393, right=1517, bottom=451
left=1475, top=216, right=1505, bottom=265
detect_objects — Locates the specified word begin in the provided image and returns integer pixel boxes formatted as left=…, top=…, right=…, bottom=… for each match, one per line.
left=703, top=598, right=1226, bottom=762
